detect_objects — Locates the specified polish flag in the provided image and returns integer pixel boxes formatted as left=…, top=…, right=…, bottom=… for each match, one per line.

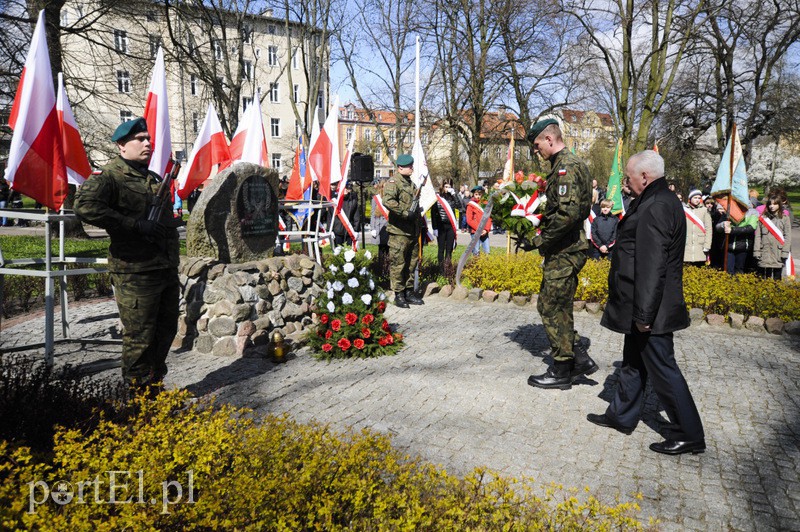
left=307, top=96, right=341, bottom=200
left=5, top=10, right=68, bottom=210
left=56, top=73, right=91, bottom=186
left=411, top=134, right=437, bottom=213
left=285, top=134, right=309, bottom=201
left=142, top=47, right=172, bottom=178
left=229, top=94, right=269, bottom=167
left=177, top=104, right=231, bottom=199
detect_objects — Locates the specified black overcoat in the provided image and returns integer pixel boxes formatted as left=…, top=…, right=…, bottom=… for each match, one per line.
left=600, top=178, right=690, bottom=335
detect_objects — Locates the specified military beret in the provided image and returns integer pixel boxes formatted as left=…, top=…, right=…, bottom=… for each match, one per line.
left=396, top=154, right=414, bottom=167
left=527, top=118, right=559, bottom=142
left=471, top=185, right=484, bottom=193
left=111, top=117, right=148, bottom=143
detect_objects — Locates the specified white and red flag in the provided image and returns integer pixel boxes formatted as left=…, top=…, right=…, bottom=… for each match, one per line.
left=307, top=96, right=341, bottom=200
left=177, top=104, right=231, bottom=199
left=285, top=134, right=309, bottom=201
left=332, top=134, right=358, bottom=249
left=56, top=72, right=91, bottom=186
left=143, top=47, right=172, bottom=178
left=229, top=93, right=269, bottom=167
left=5, top=10, right=68, bottom=210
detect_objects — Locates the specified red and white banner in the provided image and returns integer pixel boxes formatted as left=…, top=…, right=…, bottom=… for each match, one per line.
left=411, top=134, right=437, bottom=213
left=177, top=104, right=231, bottom=199
left=786, top=253, right=796, bottom=279
left=56, top=73, right=91, bottom=186
left=5, top=10, right=68, bottom=210
left=436, top=194, right=458, bottom=235
left=229, top=93, right=269, bottom=167
left=307, top=96, right=341, bottom=200
left=332, top=135, right=358, bottom=250
left=684, top=206, right=706, bottom=234
left=143, top=47, right=172, bottom=178
left=758, top=214, right=785, bottom=245
left=285, top=135, right=308, bottom=201
left=508, top=189, right=542, bottom=226
left=373, top=194, right=389, bottom=219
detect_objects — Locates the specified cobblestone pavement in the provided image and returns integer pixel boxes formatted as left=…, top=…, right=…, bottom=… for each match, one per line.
left=2, top=296, right=799, bottom=530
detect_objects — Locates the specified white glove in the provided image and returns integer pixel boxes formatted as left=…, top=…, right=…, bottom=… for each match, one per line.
left=433, top=230, right=439, bottom=237
left=370, top=229, right=377, bottom=239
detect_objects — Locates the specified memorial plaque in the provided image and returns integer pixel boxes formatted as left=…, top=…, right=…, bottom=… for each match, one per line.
left=238, top=176, right=277, bottom=238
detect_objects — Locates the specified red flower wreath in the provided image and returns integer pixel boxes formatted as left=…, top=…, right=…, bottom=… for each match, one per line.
left=320, top=314, right=330, bottom=324
left=345, top=312, right=358, bottom=326
left=362, top=314, right=375, bottom=325
left=337, top=338, right=351, bottom=351
left=361, top=327, right=371, bottom=339
left=353, top=339, right=365, bottom=350
left=331, top=319, right=342, bottom=331
left=322, top=343, right=333, bottom=352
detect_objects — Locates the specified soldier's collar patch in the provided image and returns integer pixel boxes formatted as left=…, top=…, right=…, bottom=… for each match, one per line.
left=558, top=168, right=567, bottom=176
left=558, top=184, right=568, bottom=196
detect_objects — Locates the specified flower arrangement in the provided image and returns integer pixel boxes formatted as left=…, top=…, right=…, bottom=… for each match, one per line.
left=309, top=247, right=404, bottom=359
left=492, top=171, right=548, bottom=248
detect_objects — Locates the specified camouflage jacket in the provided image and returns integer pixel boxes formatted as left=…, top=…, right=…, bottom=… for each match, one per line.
left=532, top=149, right=592, bottom=255
left=383, top=174, right=420, bottom=236
left=74, top=156, right=179, bottom=273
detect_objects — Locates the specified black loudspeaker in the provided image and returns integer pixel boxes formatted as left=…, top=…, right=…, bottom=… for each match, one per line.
left=349, top=153, right=374, bottom=182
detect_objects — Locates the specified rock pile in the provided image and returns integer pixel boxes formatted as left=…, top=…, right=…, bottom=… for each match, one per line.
left=176, top=254, right=324, bottom=357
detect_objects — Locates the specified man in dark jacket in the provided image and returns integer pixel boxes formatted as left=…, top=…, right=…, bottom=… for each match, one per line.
left=74, top=118, right=182, bottom=392
left=587, top=150, right=705, bottom=455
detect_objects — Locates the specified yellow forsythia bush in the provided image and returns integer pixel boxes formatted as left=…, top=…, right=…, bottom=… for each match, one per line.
left=465, top=254, right=799, bottom=320
left=0, top=390, right=649, bottom=531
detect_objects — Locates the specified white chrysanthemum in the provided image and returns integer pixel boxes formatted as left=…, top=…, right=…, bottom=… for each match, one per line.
left=342, top=293, right=354, bottom=304
left=343, top=262, right=355, bottom=274
left=348, top=277, right=359, bottom=288
left=369, top=279, right=375, bottom=290
left=329, top=265, right=338, bottom=273
left=327, top=289, right=334, bottom=299
left=344, top=249, right=356, bottom=262
left=364, top=250, right=372, bottom=260
left=326, top=301, right=335, bottom=312
left=359, top=267, right=368, bottom=276
left=326, top=281, right=332, bottom=289
left=361, top=294, right=372, bottom=305
left=332, top=281, right=345, bottom=292
left=379, top=292, right=386, bottom=300
left=333, top=246, right=342, bottom=256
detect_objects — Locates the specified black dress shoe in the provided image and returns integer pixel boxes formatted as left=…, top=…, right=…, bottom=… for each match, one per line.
left=649, top=439, right=706, bottom=455
left=394, top=292, right=410, bottom=308
left=586, top=413, right=634, bottom=435
left=405, top=290, right=424, bottom=305
left=527, top=364, right=573, bottom=390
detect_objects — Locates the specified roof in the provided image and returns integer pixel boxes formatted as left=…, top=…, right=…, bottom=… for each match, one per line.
left=560, top=109, right=614, bottom=128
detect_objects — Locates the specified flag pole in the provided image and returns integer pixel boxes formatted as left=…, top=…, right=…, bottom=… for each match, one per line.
left=414, top=36, right=421, bottom=292
left=723, top=123, right=736, bottom=272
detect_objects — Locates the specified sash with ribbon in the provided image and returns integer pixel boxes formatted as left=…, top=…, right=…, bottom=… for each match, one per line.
left=684, top=206, right=706, bottom=234
left=436, top=194, right=458, bottom=235
left=758, top=214, right=785, bottom=245
left=373, top=194, right=389, bottom=219
left=508, top=190, right=543, bottom=226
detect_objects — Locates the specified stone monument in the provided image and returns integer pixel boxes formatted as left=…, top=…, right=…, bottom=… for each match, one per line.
left=186, top=162, right=279, bottom=262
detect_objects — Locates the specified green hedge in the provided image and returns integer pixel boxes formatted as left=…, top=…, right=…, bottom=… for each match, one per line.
left=0, top=391, right=649, bottom=530
left=463, top=253, right=800, bottom=321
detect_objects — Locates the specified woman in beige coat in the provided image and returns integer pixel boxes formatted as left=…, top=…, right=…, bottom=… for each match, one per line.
left=754, top=194, right=792, bottom=280
left=683, top=189, right=712, bottom=266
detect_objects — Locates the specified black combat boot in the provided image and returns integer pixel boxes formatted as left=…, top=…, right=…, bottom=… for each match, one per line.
left=527, top=361, right=574, bottom=390
left=571, top=343, right=599, bottom=378
left=394, top=291, right=410, bottom=308
left=405, top=289, right=424, bottom=305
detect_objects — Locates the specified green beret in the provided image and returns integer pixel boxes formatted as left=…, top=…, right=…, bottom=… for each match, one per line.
left=526, top=118, right=559, bottom=142
left=111, top=117, right=148, bottom=143
left=396, top=154, right=414, bottom=167
left=471, top=185, right=484, bottom=193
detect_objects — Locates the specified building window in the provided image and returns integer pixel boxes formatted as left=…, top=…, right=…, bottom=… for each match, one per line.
left=347, top=108, right=354, bottom=120
left=149, top=35, right=162, bottom=59
left=292, top=48, right=299, bottom=69
left=293, top=84, right=300, bottom=103
left=242, top=60, right=252, bottom=81
left=364, top=129, right=371, bottom=141
left=192, top=112, right=200, bottom=133
left=295, top=121, right=302, bottom=137
left=116, top=70, right=130, bottom=93
left=114, top=29, right=128, bottom=53
left=388, top=130, right=395, bottom=143
left=346, top=127, right=353, bottom=142
left=242, top=25, right=252, bottom=44
left=213, top=40, right=222, bottom=60
left=422, top=132, right=429, bottom=144
left=61, top=9, right=68, bottom=26
left=268, top=82, right=279, bottom=103
left=268, top=46, right=278, bottom=66
left=270, top=118, right=280, bottom=138
left=388, top=147, right=395, bottom=160
left=190, top=74, right=198, bottom=96
left=268, top=24, right=276, bottom=35
left=374, top=148, right=382, bottom=162
left=242, top=96, right=253, bottom=112
left=271, top=153, right=282, bottom=171
left=119, top=109, right=132, bottom=123
left=146, top=10, right=156, bottom=21
left=187, top=35, right=197, bottom=57
left=317, top=91, right=324, bottom=109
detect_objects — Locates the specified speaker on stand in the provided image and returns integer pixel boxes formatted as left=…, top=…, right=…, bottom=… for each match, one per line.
left=349, top=153, right=374, bottom=249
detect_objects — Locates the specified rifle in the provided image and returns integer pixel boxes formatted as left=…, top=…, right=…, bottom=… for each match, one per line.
left=147, top=160, right=182, bottom=223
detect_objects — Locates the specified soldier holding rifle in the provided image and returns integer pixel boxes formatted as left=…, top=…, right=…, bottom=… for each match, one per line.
left=74, top=118, right=184, bottom=392
left=383, top=154, right=425, bottom=309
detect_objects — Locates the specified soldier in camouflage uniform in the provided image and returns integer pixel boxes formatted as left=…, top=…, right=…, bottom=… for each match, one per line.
left=526, top=118, right=599, bottom=390
left=383, top=154, right=424, bottom=309
left=74, top=118, right=182, bottom=391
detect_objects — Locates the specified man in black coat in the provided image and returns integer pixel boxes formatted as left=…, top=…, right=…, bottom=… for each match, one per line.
left=587, top=150, right=705, bottom=455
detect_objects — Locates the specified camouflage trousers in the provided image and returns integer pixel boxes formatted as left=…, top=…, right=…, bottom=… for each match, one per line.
left=537, top=251, right=587, bottom=363
left=388, top=233, right=420, bottom=293
left=111, top=269, right=180, bottom=384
